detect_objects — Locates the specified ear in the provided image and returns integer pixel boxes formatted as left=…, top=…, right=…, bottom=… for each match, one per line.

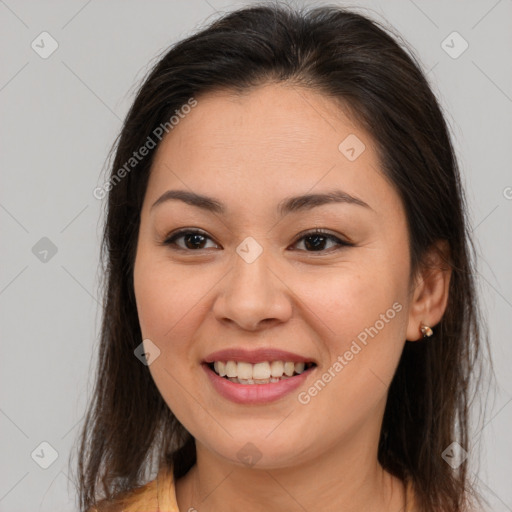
left=406, top=240, right=452, bottom=341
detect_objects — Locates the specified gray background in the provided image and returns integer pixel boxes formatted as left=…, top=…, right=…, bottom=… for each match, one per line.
left=1, top=0, right=511, bottom=510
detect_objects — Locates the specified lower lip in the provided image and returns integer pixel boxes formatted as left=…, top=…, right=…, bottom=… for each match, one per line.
left=202, top=363, right=315, bottom=404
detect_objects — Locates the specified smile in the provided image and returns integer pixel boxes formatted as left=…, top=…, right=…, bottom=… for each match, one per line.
left=208, top=360, right=316, bottom=384
left=202, top=361, right=317, bottom=404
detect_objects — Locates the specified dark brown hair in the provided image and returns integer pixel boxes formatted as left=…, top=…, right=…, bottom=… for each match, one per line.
left=73, top=3, right=491, bottom=511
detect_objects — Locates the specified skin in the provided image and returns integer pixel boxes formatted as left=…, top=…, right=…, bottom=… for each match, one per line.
left=133, top=82, right=451, bottom=512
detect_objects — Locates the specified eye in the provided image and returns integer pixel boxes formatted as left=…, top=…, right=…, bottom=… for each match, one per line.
left=163, top=229, right=219, bottom=251
left=161, top=228, right=352, bottom=253
left=291, top=229, right=352, bottom=253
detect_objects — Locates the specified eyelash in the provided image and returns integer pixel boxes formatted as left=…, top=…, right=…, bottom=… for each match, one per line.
left=161, top=228, right=353, bottom=254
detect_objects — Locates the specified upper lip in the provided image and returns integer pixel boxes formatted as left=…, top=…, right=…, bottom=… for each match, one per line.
left=203, top=348, right=316, bottom=365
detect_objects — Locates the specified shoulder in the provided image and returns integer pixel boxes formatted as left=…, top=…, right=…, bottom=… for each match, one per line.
left=86, top=480, right=158, bottom=512
left=87, top=464, right=179, bottom=512
left=404, top=477, right=418, bottom=512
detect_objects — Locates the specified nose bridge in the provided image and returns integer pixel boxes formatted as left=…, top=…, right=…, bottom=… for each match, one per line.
left=233, top=238, right=272, bottom=293
left=213, top=237, right=292, bottom=329
left=230, top=237, right=277, bottom=304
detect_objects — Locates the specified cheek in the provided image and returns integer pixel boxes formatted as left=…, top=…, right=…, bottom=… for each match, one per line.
left=133, top=251, right=211, bottom=427
left=293, top=263, right=407, bottom=348
left=134, top=249, right=209, bottom=346
left=291, top=257, right=409, bottom=413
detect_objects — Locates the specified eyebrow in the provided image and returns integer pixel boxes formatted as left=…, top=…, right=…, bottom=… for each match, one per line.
left=150, top=189, right=372, bottom=215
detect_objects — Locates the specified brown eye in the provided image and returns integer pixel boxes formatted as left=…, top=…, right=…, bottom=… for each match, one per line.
left=292, top=229, right=352, bottom=253
left=164, top=229, right=218, bottom=250
left=162, top=228, right=352, bottom=253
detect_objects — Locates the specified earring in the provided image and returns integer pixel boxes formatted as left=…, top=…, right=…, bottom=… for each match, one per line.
left=420, top=323, right=433, bottom=338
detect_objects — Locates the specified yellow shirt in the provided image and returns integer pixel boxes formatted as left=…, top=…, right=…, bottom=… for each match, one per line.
left=90, top=464, right=179, bottom=512
left=91, top=464, right=417, bottom=511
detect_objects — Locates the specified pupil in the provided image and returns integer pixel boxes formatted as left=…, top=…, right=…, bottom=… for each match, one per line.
left=185, top=233, right=206, bottom=249
left=305, top=235, right=326, bottom=251
left=184, top=234, right=328, bottom=251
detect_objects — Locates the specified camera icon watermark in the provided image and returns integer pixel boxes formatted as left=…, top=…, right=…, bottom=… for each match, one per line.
left=236, top=237, right=263, bottom=264
left=338, top=134, right=366, bottom=161
left=441, top=31, right=468, bottom=59
left=236, top=442, right=262, bottom=467
left=32, top=237, right=58, bottom=263
left=31, top=31, right=59, bottom=59
left=31, top=441, right=59, bottom=469
left=441, top=441, right=468, bottom=469
left=134, top=339, right=161, bottom=366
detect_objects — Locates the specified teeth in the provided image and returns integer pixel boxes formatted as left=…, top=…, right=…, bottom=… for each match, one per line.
left=270, top=360, right=284, bottom=377
left=227, top=376, right=293, bottom=385
left=217, top=361, right=227, bottom=377
left=237, top=362, right=253, bottom=380
left=284, top=361, right=295, bottom=377
left=253, top=362, right=271, bottom=380
left=211, top=360, right=311, bottom=380
left=294, top=362, right=305, bottom=374
left=225, top=361, right=237, bottom=378
left=213, top=361, right=220, bottom=375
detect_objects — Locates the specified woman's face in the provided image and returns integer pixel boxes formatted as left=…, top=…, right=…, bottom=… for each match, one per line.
left=133, top=83, right=414, bottom=469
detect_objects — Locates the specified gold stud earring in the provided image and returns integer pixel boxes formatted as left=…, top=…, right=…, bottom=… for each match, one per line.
left=420, top=323, right=433, bottom=338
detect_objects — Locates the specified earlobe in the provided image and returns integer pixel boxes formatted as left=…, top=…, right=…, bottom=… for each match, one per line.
left=419, top=323, right=434, bottom=338
left=406, top=240, right=452, bottom=342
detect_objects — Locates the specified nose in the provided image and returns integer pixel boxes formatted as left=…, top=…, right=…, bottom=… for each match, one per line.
left=212, top=246, right=293, bottom=331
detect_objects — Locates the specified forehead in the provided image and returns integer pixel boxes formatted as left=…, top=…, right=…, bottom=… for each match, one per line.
left=145, top=83, right=402, bottom=219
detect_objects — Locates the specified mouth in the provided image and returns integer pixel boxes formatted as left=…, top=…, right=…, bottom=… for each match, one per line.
left=204, top=360, right=317, bottom=385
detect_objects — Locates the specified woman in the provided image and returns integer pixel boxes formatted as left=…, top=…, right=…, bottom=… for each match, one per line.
left=75, top=3, right=490, bottom=511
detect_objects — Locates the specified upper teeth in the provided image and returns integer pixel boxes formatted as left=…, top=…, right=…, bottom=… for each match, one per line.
left=213, top=361, right=306, bottom=380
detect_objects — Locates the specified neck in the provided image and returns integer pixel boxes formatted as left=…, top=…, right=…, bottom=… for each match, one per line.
left=175, top=425, right=405, bottom=512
